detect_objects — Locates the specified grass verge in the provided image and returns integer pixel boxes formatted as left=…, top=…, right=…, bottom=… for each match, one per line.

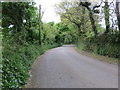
left=75, top=46, right=118, bottom=64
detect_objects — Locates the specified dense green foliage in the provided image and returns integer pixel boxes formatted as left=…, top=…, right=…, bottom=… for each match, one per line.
left=54, top=22, right=77, bottom=44
left=77, top=32, right=120, bottom=59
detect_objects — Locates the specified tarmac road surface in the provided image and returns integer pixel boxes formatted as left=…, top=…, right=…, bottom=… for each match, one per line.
left=26, top=45, right=118, bottom=88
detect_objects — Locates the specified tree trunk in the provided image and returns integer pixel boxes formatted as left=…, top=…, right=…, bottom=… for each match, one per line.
left=104, top=0, right=110, bottom=34
left=39, top=5, right=42, bottom=45
left=79, top=2, right=98, bottom=37
left=81, top=7, right=85, bottom=32
left=116, top=2, right=120, bottom=31
left=28, top=20, right=33, bottom=42
left=89, top=10, right=98, bottom=37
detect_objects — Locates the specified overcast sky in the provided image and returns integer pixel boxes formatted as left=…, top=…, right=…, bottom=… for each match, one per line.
left=34, top=0, right=62, bottom=23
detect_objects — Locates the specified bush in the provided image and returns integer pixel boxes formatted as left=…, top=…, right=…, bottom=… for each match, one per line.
left=77, top=33, right=120, bottom=59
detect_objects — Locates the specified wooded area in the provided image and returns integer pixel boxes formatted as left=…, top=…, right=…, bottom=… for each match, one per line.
left=1, top=0, right=120, bottom=88
left=55, top=0, right=120, bottom=59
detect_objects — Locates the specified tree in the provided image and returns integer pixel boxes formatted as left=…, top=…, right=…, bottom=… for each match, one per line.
left=79, top=1, right=102, bottom=37
left=2, top=2, right=28, bottom=32
left=81, top=7, right=86, bottom=32
left=2, top=2, right=40, bottom=44
left=116, top=1, right=120, bottom=31
left=55, top=1, right=90, bottom=36
left=24, top=2, right=39, bottom=43
left=104, top=0, right=110, bottom=34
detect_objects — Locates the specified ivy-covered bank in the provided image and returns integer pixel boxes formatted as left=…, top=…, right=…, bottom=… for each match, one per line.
left=2, top=42, right=60, bottom=88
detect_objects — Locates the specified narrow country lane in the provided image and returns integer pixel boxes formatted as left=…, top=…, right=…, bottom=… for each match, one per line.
left=26, top=45, right=118, bottom=88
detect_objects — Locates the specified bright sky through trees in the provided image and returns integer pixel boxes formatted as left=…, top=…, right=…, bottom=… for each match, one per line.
left=34, top=0, right=61, bottom=23
left=34, top=0, right=118, bottom=29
